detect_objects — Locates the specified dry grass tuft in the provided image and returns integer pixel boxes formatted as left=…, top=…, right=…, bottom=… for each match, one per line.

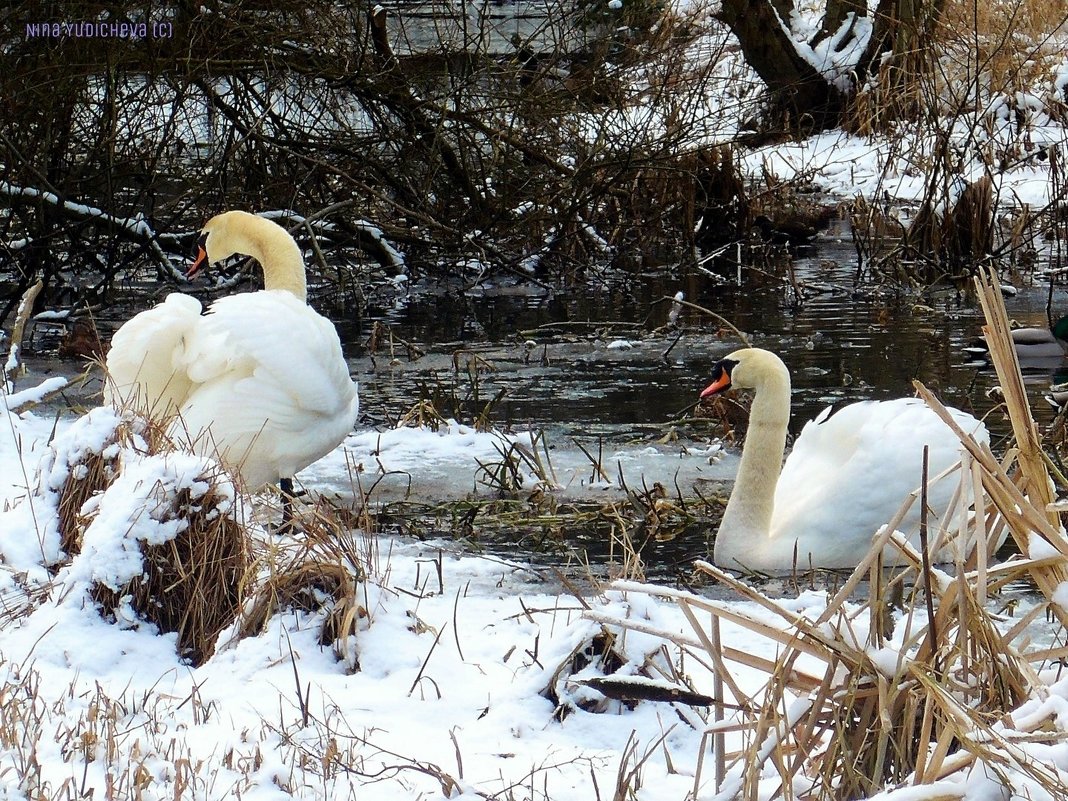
left=908, top=174, right=995, bottom=274
left=56, top=438, right=119, bottom=556
left=396, top=399, right=452, bottom=431
left=238, top=509, right=367, bottom=668
left=89, top=472, right=248, bottom=667
left=55, top=414, right=172, bottom=555
left=46, top=405, right=249, bottom=666
left=240, top=559, right=363, bottom=652
left=45, top=378, right=373, bottom=671
left=851, top=173, right=996, bottom=282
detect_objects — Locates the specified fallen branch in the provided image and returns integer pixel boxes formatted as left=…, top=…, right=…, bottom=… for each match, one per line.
left=4, top=279, right=42, bottom=386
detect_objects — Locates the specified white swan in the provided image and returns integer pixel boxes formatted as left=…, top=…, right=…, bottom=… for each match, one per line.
left=701, top=348, right=988, bottom=571
left=105, top=211, right=360, bottom=505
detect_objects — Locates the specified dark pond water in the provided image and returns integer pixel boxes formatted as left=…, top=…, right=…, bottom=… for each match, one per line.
left=347, top=226, right=1066, bottom=450
left=21, top=221, right=1068, bottom=587
left=315, top=222, right=1068, bottom=585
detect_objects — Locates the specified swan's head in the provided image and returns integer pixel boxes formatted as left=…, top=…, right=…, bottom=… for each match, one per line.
left=188, top=211, right=257, bottom=278
left=700, top=348, right=789, bottom=398
left=187, top=211, right=308, bottom=300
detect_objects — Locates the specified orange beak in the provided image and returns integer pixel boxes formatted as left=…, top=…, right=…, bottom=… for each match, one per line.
left=700, top=372, right=732, bottom=399
left=188, top=245, right=207, bottom=279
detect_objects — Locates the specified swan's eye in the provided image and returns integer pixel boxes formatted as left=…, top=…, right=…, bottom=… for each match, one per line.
left=715, top=358, right=738, bottom=379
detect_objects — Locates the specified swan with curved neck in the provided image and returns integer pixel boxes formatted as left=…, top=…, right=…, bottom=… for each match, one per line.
left=105, top=211, right=359, bottom=510
left=701, top=348, right=988, bottom=571
left=189, top=210, right=308, bottom=300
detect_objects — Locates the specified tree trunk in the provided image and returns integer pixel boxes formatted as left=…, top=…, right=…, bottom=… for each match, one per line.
left=718, top=0, right=947, bottom=133
left=718, top=0, right=843, bottom=130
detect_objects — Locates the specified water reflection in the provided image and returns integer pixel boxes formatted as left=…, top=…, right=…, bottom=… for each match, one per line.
left=339, top=238, right=1068, bottom=582
left=354, top=247, right=1067, bottom=446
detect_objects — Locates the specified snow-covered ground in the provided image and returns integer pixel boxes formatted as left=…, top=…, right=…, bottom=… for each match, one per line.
left=304, top=421, right=731, bottom=502
left=0, top=386, right=761, bottom=801
left=4, top=370, right=1068, bottom=800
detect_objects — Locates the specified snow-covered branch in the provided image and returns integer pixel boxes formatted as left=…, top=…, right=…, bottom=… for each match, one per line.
left=0, top=181, right=184, bottom=282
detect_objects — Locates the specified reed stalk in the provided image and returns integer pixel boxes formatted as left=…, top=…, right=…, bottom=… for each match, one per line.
left=585, top=266, right=1068, bottom=796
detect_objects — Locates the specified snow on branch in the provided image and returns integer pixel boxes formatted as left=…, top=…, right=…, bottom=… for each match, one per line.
left=353, top=219, right=406, bottom=270
left=0, top=181, right=184, bottom=282
left=2, top=376, right=70, bottom=414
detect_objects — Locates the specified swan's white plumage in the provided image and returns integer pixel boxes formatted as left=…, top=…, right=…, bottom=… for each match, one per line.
left=105, top=293, right=203, bottom=420
left=771, top=399, right=986, bottom=565
left=705, top=349, right=989, bottom=571
left=105, top=212, right=359, bottom=491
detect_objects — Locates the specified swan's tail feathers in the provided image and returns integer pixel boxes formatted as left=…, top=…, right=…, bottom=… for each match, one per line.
left=104, top=292, right=201, bottom=422
left=103, top=359, right=191, bottom=428
left=166, top=409, right=274, bottom=493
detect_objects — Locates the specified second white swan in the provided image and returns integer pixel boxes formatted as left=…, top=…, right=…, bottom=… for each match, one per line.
left=701, top=348, right=989, bottom=571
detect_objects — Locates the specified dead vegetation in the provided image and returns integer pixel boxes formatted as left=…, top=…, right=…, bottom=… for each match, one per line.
left=36, top=399, right=374, bottom=667
left=41, top=409, right=248, bottom=665
left=89, top=474, right=247, bottom=666
left=842, top=0, right=1068, bottom=136
left=0, top=0, right=744, bottom=325
left=237, top=514, right=367, bottom=669
left=851, top=173, right=997, bottom=285
left=584, top=266, right=1068, bottom=797
left=837, top=0, right=1068, bottom=281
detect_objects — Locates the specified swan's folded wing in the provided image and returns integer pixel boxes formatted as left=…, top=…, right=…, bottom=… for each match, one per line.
left=104, top=293, right=203, bottom=417
left=182, top=291, right=357, bottom=417
left=174, top=361, right=359, bottom=487
left=773, top=399, right=986, bottom=544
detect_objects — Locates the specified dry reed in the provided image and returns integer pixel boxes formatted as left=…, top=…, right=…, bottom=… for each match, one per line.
left=89, top=473, right=247, bottom=666
left=939, top=0, right=1068, bottom=94
left=587, top=265, right=1068, bottom=797
left=239, top=560, right=361, bottom=648
left=237, top=505, right=367, bottom=668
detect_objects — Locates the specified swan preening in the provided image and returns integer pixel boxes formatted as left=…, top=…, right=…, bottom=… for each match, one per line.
left=105, top=211, right=359, bottom=509
left=702, top=348, right=989, bottom=571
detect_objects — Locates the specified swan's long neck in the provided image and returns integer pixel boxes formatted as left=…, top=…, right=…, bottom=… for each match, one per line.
left=716, top=362, right=791, bottom=565
left=227, top=216, right=308, bottom=301
left=258, top=241, right=307, bottom=301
